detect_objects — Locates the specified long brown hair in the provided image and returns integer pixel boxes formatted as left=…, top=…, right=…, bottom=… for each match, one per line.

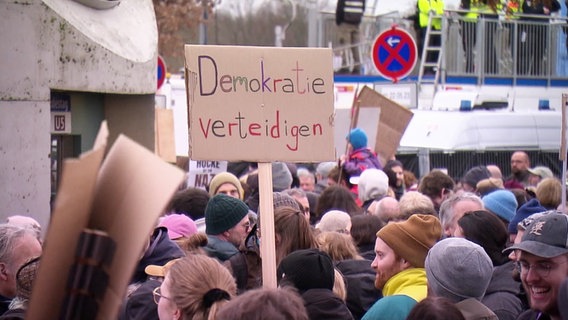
left=274, top=207, right=317, bottom=265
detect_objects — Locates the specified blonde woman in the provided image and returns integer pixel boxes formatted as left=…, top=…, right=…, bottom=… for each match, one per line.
left=154, top=254, right=236, bottom=320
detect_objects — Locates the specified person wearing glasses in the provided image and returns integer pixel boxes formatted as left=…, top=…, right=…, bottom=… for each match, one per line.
left=204, top=194, right=250, bottom=262
left=153, top=254, right=236, bottom=320
left=505, top=213, right=568, bottom=320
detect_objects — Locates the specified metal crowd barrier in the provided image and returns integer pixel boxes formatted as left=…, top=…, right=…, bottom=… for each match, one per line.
left=321, top=8, right=568, bottom=82
left=444, top=10, right=568, bottom=83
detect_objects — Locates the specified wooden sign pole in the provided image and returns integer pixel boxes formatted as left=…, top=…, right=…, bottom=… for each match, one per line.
left=338, top=85, right=361, bottom=184
left=258, top=162, right=277, bottom=288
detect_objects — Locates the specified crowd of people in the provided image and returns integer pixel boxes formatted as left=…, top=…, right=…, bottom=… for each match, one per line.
left=1, top=127, right=568, bottom=319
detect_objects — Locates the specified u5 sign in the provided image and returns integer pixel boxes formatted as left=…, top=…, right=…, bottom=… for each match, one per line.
left=371, top=26, right=417, bottom=83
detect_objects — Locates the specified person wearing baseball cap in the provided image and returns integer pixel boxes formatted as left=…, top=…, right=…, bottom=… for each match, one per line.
left=362, top=214, right=442, bottom=320
left=505, top=213, right=568, bottom=320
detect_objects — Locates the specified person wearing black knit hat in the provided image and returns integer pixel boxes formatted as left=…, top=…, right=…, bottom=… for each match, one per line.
left=277, top=249, right=354, bottom=320
left=204, top=194, right=250, bottom=262
left=461, top=165, right=491, bottom=193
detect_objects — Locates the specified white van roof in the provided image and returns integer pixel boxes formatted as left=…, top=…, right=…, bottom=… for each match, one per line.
left=399, top=110, right=561, bottom=152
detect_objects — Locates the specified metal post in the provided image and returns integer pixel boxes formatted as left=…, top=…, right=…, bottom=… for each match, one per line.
left=307, top=0, right=318, bottom=47
left=418, top=148, right=431, bottom=177
left=199, top=0, right=208, bottom=45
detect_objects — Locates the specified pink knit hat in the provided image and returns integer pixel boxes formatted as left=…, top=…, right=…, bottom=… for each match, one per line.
left=159, top=214, right=198, bottom=239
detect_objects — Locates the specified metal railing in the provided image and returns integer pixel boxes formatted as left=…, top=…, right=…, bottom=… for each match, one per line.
left=320, top=9, right=568, bottom=84
left=444, top=10, right=568, bottom=84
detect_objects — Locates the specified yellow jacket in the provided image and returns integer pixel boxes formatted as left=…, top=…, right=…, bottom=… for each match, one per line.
left=418, top=0, right=445, bottom=29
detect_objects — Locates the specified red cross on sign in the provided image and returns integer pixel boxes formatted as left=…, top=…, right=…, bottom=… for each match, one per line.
left=371, top=26, right=417, bottom=82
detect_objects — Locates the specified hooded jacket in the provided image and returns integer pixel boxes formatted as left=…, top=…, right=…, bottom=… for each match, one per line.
left=119, top=227, right=184, bottom=320
left=131, top=227, right=185, bottom=284
left=456, top=298, right=499, bottom=320
left=481, top=261, right=523, bottom=320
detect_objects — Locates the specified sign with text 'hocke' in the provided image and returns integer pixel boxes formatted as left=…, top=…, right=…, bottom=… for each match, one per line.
left=187, top=160, right=228, bottom=190
left=184, top=45, right=335, bottom=162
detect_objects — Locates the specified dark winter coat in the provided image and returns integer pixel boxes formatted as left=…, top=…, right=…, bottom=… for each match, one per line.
left=302, top=288, right=355, bottom=320
left=481, top=261, right=524, bottom=320
left=336, top=259, right=382, bottom=320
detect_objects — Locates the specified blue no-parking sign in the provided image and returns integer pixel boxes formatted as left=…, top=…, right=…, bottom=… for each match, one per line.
left=371, top=26, right=417, bottom=82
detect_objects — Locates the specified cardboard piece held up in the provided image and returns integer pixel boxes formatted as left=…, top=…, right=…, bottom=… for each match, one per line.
left=28, top=121, right=185, bottom=320
left=356, top=86, right=414, bottom=165
left=184, top=45, right=335, bottom=163
left=155, top=108, right=176, bottom=163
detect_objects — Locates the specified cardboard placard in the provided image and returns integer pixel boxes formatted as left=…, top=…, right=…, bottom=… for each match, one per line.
left=155, top=108, right=176, bottom=163
left=28, top=122, right=185, bottom=320
left=184, top=45, right=335, bottom=162
left=356, top=86, right=414, bottom=165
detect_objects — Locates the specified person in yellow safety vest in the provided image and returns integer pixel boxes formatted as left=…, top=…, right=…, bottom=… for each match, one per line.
left=417, top=0, right=445, bottom=74
left=418, top=0, right=445, bottom=30
left=459, top=0, right=501, bottom=73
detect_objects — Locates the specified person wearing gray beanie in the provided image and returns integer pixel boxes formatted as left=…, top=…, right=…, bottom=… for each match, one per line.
left=204, top=194, right=250, bottom=261
left=425, top=238, right=498, bottom=320
left=272, top=162, right=293, bottom=192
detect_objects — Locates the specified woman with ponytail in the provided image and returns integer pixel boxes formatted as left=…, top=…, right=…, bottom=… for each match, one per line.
left=154, top=254, right=236, bottom=320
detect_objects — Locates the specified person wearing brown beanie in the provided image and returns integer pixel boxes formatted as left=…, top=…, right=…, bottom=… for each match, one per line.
left=362, top=214, right=442, bottom=320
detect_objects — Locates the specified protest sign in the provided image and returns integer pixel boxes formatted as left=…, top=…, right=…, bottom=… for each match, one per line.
left=184, top=45, right=335, bottom=162
left=185, top=45, right=335, bottom=288
left=187, top=160, right=228, bottom=189
left=28, top=122, right=185, bottom=320
left=357, top=86, right=414, bottom=165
